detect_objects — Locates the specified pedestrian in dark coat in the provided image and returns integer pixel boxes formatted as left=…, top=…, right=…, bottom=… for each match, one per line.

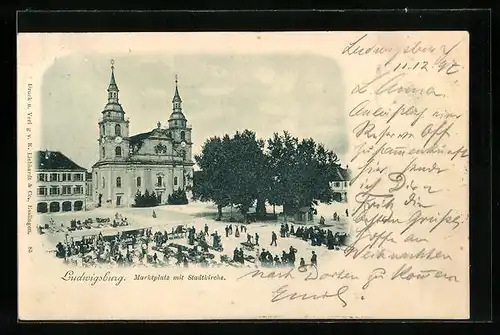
left=271, top=231, right=277, bottom=246
left=311, top=251, right=317, bottom=266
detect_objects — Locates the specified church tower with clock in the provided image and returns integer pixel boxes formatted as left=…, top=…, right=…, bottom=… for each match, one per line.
left=98, top=60, right=130, bottom=162
left=92, top=60, right=195, bottom=208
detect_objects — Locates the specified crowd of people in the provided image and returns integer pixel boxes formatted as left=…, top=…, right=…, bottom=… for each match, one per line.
left=274, top=222, right=347, bottom=249
left=52, top=210, right=349, bottom=268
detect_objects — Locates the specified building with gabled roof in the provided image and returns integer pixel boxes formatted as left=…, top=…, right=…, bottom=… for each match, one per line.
left=330, top=165, right=351, bottom=202
left=36, top=150, right=87, bottom=213
left=91, top=61, right=194, bottom=208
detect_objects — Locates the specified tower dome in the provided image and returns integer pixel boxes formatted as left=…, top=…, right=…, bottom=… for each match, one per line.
left=103, top=59, right=125, bottom=117
left=168, top=75, right=187, bottom=128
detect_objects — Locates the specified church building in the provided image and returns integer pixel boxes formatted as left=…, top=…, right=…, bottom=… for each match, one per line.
left=91, top=61, right=194, bottom=208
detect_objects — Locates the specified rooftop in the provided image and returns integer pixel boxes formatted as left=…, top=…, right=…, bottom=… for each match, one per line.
left=36, top=150, right=87, bottom=171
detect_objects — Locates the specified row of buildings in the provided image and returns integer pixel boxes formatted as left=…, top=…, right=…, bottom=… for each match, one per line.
left=35, top=60, right=349, bottom=213
left=35, top=149, right=350, bottom=214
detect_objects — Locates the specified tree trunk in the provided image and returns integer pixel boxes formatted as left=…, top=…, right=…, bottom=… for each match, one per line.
left=256, top=198, right=266, bottom=214
left=217, top=204, right=223, bottom=221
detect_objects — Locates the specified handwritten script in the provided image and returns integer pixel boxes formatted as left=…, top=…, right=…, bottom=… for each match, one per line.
left=236, top=33, right=468, bottom=315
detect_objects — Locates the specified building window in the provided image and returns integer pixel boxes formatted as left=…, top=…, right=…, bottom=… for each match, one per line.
left=50, top=173, right=58, bottom=182
left=73, top=173, right=83, bottom=181
left=74, top=186, right=83, bottom=195
left=344, top=181, right=348, bottom=187
left=180, top=131, right=185, bottom=141
left=37, top=187, right=47, bottom=196
left=102, top=177, right=105, bottom=188
left=49, top=186, right=60, bottom=195
left=102, top=147, right=106, bottom=158
left=174, top=176, right=178, bottom=186
left=334, top=182, right=340, bottom=188
left=157, top=176, right=163, bottom=187
left=115, top=146, right=122, bottom=157
left=116, top=177, right=122, bottom=188
left=62, top=174, right=67, bottom=181
left=62, top=185, right=72, bottom=195
left=136, top=177, right=141, bottom=187
left=115, top=124, right=121, bottom=136
left=37, top=173, right=47, bottom=182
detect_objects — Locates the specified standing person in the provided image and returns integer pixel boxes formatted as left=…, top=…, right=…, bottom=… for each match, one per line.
left=300, top=257, right=306, bottom=267
left=255, top=232, right=260, bottom=246
left=235, top=226, right=240, bottom=238
left=270, top=231, right=277, bottom=246
left=311, top=251, right=317, bottom=266
left=229, top=224, right=233, bottom=235
left=281, top=250, right=288, bottom=266
left=225, top=225, right=229, bottom=238
left=259, top=249, right=267, bottom=265
left=273, top=255, right=281, bottom=267
left=247, top=233, right=252, bottom=244
left=239, top=248, right=245, bottom=264
left=233, top=247, right=239, bottom=262
left=345, top=208, right=349, bottom=217
left=288, top=246, right=297, bottom=266
left=204, top=224, right=209, bottom=236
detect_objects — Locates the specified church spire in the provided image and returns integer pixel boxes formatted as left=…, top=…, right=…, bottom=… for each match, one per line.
left=168, top=74, right=187, bottom=129
left=102, top=59, right=124, bottom=118
left=107, top=59, right=119, bottom=103
left=172, top=74, right=182, bottom=109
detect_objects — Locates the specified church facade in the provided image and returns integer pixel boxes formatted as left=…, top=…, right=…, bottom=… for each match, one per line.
left=91, top=61, right=194, bottom=208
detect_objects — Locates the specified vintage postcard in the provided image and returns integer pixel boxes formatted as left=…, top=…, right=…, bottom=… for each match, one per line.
left=17, top=31, right=469, bottom=320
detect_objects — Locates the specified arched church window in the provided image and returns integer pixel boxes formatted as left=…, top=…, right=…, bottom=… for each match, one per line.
left=116, top=177, right=121, bottom=188
left=180, top=131, right=185, bottom=141
left=174, top=176, right=178, bottom=186
left=115, top=146, right=122, bottom=157
left=102, top=177, right=105, bottom=188
left=115, top=124, right=121, bottom=136
left=102, top=147, right=105, bottom=158
left=137, top=177, right=141, bottom=187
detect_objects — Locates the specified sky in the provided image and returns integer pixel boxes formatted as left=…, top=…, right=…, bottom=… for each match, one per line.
left=40, top=53, right=348, bottom=170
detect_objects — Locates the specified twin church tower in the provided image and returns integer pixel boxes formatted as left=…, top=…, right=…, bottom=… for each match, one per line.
left=92, top=60, right=194, bottom=208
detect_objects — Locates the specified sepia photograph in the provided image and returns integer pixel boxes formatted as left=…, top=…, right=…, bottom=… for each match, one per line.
left=35, top=53, right=352, bottom=270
